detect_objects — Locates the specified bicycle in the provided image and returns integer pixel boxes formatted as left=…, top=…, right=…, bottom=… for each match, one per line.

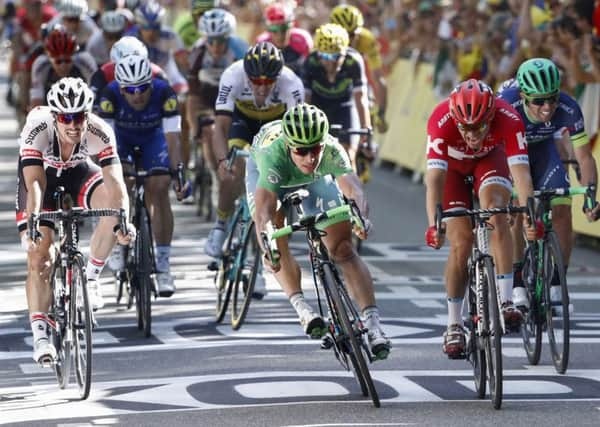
left=29, top=187, right=127, bottom=400
left=435, top=201, right=531, bottom=409
left=520, top=185, right=597, bottom=374
left=115, top=146, right=184, bottom=337
left=264, top=189, right=381, bottom=407
left=209, top=147, right=262, bottom=330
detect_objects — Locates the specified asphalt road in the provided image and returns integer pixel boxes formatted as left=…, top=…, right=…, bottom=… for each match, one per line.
left=1, top=74, right=600, bottom=427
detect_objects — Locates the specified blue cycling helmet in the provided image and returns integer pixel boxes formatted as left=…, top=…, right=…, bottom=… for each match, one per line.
left=135, top=1, right=165, bottom=28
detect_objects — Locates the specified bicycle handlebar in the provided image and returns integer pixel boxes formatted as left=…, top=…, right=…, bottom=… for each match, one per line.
left=227, top=147, right=250, bottom=171
left=435, top=202, right=533, bottom=234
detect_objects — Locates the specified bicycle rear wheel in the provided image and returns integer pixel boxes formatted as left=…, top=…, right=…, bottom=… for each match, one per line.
left=194, top=155, right=214, bottom=221
left=134, top=207, right=153, bottom=337
left=482, top=257, right=502, bottom=409
left=50, top=260, right=70, bottom=389
left=544, top=231, right=569, bottom=374
left=521, top=245, right=542, bottom=365
left=323, top=263, right=380, bottom=408
left=231, top=221, right=260, bottom=330
left=215, top=207, right=243, bottom=322
left=72, top=254, right=92, bottom=399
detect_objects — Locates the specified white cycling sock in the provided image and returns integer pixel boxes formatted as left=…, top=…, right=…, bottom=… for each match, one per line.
left=30, top=312, right=48, bottom=343
left=447, top=297, right=463, bottom=326
left=362, top=306, right=380, bottom=327
left=497, top=273, right=513, bottom=304
left=155, top=245, right=171, bottom=273
left=86, top=256, right=105, bottom=282
left=290, top=292, right=310, bottom=316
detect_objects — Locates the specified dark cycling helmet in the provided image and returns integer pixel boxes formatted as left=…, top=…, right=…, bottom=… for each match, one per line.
left=282, top=103, right=330, bottom=147
left=243, top=42, right=284, bottom=79
left=448, top=79, right=495, bottom=126
left=516, top=57, right=560, bottom=96
left=44, top=27, right=78, bottom=58
left=330, top=4, right=364, bottom=34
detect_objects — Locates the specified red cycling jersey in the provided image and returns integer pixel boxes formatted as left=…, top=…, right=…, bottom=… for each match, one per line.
left=426, top=97, right=529, bottom=209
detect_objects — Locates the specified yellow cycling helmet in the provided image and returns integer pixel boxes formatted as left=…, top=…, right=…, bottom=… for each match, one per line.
left=314, top=23, right=349, bottom=54
left=330, top=4, right=364, bottom=34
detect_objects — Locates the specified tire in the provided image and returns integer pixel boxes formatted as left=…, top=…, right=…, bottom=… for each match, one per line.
left=50, top=260, right=70, bottom=389
left=194, top=155, right=213, bottom=221
left=467, top=271, right=486, bottom=399
left=72, top=254, right=92, bottom=400
left=134, top=207, right=153, bottom=337
left=231, top=221, right=260, bottom=330
left=323, top=263, right=380, bottom=408
left=521, top=245, right=542, bottom=365
left=215, top=207, right=243, bottom=323
left=544, top=231, right=569, bottom=374
left=482, top=257, right=503, bottom=410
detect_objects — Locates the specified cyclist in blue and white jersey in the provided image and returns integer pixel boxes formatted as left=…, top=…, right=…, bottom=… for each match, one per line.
left=497, top=58, right=600, bottom=308
left=98, top=54, right=190, bottom=297
left=186, top=8, right=247, bottom=187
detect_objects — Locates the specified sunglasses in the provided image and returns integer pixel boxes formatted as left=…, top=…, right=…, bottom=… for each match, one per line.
left=249, top=76, right=276, bottom=86
left=52, top=57, right=72, bottom=65
left=290, top=144, right=323, bottom=157
left=525, top=94, right=560, bottom=106
left=122, top=83, right=151, bottom=94
left=456, top=121, right=488, bottom=133
left=55, top=112, right=86, bottom=125
left=207, top=35, right=228, bottom=45
left=267, top=23, right=290, bottom=33
left=318, top=51, right=342, bottom=61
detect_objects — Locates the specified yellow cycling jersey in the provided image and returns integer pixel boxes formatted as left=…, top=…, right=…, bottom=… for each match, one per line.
left=351, top=28, right=382, bottom=72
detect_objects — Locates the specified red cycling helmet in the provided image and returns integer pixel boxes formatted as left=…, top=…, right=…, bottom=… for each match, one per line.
left=44, top=27, right=78, bottom=58
left=448, top=79, right=495, bottom=127
left=264, top=3, right=293, bottom=26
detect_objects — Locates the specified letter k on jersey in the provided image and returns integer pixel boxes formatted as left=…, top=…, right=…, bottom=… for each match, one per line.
left=427, top=135, right=444, bottom=156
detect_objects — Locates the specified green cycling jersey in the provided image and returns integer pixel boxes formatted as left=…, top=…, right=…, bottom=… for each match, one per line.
left=250, top=120, right=354, bottom=193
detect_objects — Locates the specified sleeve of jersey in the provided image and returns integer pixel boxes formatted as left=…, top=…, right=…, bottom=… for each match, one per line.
left=327, top=140, right=354, bottom=176
left=352, top=54, right=368, bottom=93
left=97, top=87, right=117, bottom=120
left=425, top=114, right=449, bottom=171
left=285, top=73, right=305, bottom=106
left=18, top=113, right=46, bottom=167
left=161, top=85, right=180, bottom=118
left=88, top=119, right=119, bottom=167
left=29, top=57, right=46, bottom=101
left=504, top=119, right=530, bottom=166
left=76, top=52, right=99, bottom=82
left=214, top=66, right=237, bottom=115
left=255, top=154, right=283, bottom=193
left=567, top=102, right=588, bottom=148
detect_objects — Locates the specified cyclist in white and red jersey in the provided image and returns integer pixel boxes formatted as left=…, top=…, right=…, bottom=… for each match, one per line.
left=424, top=79, right=538, bottom=359
left=255, top=2, right=312, bottom=77
left=17, top=78, right=134, bottom=363
left=29, top=27, right=97, bottom=109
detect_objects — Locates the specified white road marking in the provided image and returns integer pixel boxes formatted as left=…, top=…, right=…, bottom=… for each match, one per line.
left=235, top=381, right=349, bottom=398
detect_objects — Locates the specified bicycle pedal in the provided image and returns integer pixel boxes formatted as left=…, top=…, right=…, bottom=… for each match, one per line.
left=37, top=356, right=56, bottom=368
left=207, top=261, right=219, bottom=271
left=320, top=335, right=334, bottom=350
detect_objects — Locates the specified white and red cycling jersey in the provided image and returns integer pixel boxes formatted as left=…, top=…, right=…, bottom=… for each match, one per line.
left=256, top=28, right=312, bottom=76
left=426, top=97, right=529, bottom=209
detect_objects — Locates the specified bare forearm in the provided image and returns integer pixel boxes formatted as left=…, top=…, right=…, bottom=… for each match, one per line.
left=425, top=170, right=445, bottom=226
left=338, top=174, right=368, bottom=217
left=354, top=90, right=372, bottom=129
left=165, top=132, right=182, bottom=169
left=579, top=155, right=598, bottom=186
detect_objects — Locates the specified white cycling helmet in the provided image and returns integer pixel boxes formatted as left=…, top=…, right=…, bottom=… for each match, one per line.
left=47, top=77, right=94, bottom=113
left=115, top=54, right=153, bottom=86
left=110, top=36, right=148, bottom=63
left=59, top=0, right=88, bottom=19
left=101, top=10, right=127, bottom=33
left=198, top=8, right=236, bottom=37
left=135, top=1, right=165, bottom=27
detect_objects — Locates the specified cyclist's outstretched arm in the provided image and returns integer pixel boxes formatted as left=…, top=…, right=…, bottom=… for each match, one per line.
left=425, top=168, right=445, bottom=227
left=253, top=186, right=279, bottom=272
left=353, top=87, right=372, bottom=131
left=101, top=162, right=129, bottom=215
left=22, top=164, right=46, bottom=217
left=337, top=173, right=369, bottom=218
left=214, top=114, right=232, bottom=175
left=574, top=141, right=598, bottom=189
left=510, top=163, right=534, bottom=208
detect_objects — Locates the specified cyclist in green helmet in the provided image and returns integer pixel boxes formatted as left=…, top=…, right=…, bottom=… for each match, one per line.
left=498, top=57, right=599, bottom=310
left=246, top=103, right=391, bottom=359
left=174, top=0, right=216, bottom=49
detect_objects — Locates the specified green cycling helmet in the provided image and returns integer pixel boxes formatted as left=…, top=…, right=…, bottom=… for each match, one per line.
left=282, top=104, right=329, bottom=147
left=517, top=58, right=561, bottom=96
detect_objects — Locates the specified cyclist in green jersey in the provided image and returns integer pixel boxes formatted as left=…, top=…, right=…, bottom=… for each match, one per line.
left=246, top=103, right=391, bottom=358
left=174, top=0, right=215, bottom=49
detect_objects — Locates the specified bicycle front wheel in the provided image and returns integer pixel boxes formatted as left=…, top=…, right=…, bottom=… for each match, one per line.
left=134, top=207, right=153, bottom=337
left=50, top=259, right=70, bottom=389
left=544, top=231, right=569, bottom=374
left=482, top=257, right=502, bottom=410
left=215, top=207, right=243, bottom=323
left=521, top=245, right=542, bottom=366
left=72, top=254, right=92, bottom=400
left=323, top=263, right=380, bottom=408
left=231, top=221, right=260, bottom=330
left=467, top=272, right=486, bottom=399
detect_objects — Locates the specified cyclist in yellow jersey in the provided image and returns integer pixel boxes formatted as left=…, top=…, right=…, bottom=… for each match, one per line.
left=330, top=4, right=388, bottom=133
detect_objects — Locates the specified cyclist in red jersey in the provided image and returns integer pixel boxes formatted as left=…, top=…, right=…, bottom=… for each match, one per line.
left=255, top=2, right=312, bottom=77
left=424, top=79, right=538, bottom=359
